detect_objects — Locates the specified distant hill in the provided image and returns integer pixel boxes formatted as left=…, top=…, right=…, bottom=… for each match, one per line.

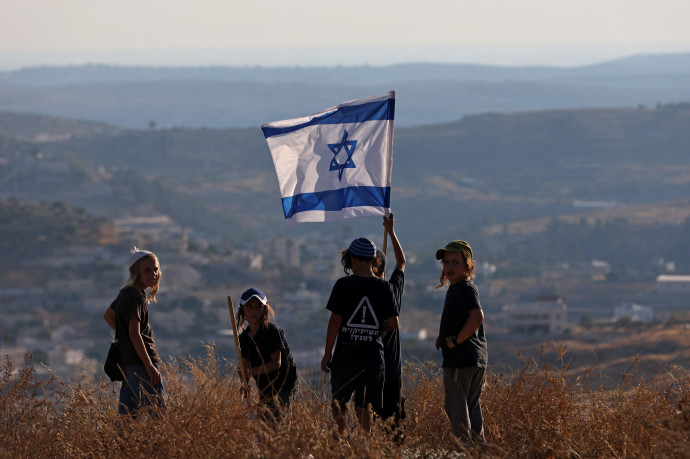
left=0, top=199, right=115, bottom=262
left=1, top=103, right=690, bottom=271
left=490, top=323, right=690, bottom=377
left=1, top=53, right=689, bottom=128
left=0, top=112, right=121, bottom=142
left=4, top=53, right=690, bottom=86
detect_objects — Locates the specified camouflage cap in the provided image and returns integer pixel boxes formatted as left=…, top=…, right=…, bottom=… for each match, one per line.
left=435, top=240, right=473, bottom=260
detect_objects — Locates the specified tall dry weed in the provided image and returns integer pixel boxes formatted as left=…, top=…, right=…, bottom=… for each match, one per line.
left=483, top=344, right=690, bottom=458
left=1, top=343, right=688, bottom=458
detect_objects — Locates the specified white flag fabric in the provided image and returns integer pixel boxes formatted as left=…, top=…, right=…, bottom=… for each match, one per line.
left=261, top=91, right=395, bottom=225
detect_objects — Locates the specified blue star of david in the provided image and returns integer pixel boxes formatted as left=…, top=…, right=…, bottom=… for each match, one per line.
left=328, top=130, right=357, bottom=181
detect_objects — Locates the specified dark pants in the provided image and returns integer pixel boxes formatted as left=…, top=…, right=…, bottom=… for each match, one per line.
left=331, top=367, right=384, bottom=412
left=380, top=377, right=406, bottom=443
left=260, top=380, right=299, bottom=423
left=118, top=364, right=166, bottom=417
left=443, top=367, right=485, bottom=444
left=380, top=377, right=405, bottom=418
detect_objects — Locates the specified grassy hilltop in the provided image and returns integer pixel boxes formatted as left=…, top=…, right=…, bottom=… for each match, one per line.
left=2, top=57, right=690, bottom=456
left=2, top=343, right=688, bottom=458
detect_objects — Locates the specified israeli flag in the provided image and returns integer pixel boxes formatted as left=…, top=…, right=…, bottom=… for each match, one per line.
left=261, top=91, right=395, bottom=225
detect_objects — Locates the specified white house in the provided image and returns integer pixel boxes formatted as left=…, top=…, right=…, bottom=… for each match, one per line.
left=614, top=303, right=654, bottom=323
left=272, top=285, right=323, bottom=326
left=400, top=328, right=428, bottom=341
left=502, top=296, right=569, bottom=334
left=656, top=275, right=690, bottom=294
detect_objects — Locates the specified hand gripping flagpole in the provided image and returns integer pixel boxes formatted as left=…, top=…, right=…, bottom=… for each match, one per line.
left=227, top=296, right=250, bottom=399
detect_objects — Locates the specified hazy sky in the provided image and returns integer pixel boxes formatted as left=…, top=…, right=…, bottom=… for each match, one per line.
left=2, top=0, right=690, bottom=69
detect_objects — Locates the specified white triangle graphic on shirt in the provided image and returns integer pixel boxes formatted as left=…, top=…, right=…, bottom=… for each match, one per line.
left=346, top=296, right=380, bottom=329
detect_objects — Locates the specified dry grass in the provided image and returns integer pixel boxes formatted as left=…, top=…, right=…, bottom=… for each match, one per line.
left=1, top=344, right=688, bottom=458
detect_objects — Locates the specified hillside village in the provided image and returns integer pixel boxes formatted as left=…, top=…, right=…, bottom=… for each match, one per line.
left=2, top=205, right=689, bottom=381
left=3, top=98, right=690, bottom=380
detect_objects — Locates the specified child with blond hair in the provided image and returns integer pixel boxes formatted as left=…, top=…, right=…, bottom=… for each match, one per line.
left=104, top=247, right=166, bottom=416
left=434, top=240, right=488, bottom=445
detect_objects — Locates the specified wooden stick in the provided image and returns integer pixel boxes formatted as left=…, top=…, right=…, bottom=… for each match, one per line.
left=227, top=296, right=250, bottom=396
left=382, top=210, right=390, bottom=257
left=381, top=212, right=389, bottom=278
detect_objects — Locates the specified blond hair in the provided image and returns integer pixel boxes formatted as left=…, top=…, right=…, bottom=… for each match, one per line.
left=123, top=253, right=161, bottom=303
left=436, top=251, right=475, bottom=288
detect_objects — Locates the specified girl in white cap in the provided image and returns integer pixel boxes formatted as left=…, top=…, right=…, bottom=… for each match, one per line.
left=104, top=247, right=165, bottom=416
left=236, top=287, right=298, bottom=423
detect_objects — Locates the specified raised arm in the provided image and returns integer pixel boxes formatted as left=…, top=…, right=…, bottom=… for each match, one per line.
left=383, top=213, right=405, bottom=272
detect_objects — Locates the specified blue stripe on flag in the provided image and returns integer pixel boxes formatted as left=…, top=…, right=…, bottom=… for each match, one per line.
left=282, top=186, right=391, bottom=219
left=262, top=98, right=395, bottom=138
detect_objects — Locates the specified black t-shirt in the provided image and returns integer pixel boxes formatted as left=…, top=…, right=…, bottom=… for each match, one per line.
left=110, top=286, right=159, bottom=366
left=239, top=322, right=296, bottom=399
left=437, top=281, right=488, bottom=368
left=382, top=269, right=404, bottom=382
left=326, top=275, right=398, bottom=371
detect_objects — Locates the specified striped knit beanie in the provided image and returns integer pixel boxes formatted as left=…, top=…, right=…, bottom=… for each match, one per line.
left=348, top=237, right=377, bottom=259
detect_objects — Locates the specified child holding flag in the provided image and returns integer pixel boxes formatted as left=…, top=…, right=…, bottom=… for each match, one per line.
left=434, top=240, right=488, bottom=446
left=373, top=213, right=406, bottom=442
left=321, top=237, right=399, bottom=435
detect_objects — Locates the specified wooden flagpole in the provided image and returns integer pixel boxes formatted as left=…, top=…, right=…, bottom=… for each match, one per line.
left=382, top=227, right=388, bottom=257
left=227, top=296, right=250, bottom=397
left=382, top=211, right=390, bottom=275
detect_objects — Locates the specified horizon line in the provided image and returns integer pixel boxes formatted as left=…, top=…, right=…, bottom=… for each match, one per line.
left=2, top=42, right=690, bottom=71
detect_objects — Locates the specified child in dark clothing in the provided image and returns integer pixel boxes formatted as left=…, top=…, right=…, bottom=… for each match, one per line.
left=321, top=237, right=399, bottom=436
left=373, top=214, right=406, bottom=441
left=434, top=240, right=488, bottom=446
left=237, top=287, right=298, bottom=422
left=103, top=247, right=166, bottom=416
